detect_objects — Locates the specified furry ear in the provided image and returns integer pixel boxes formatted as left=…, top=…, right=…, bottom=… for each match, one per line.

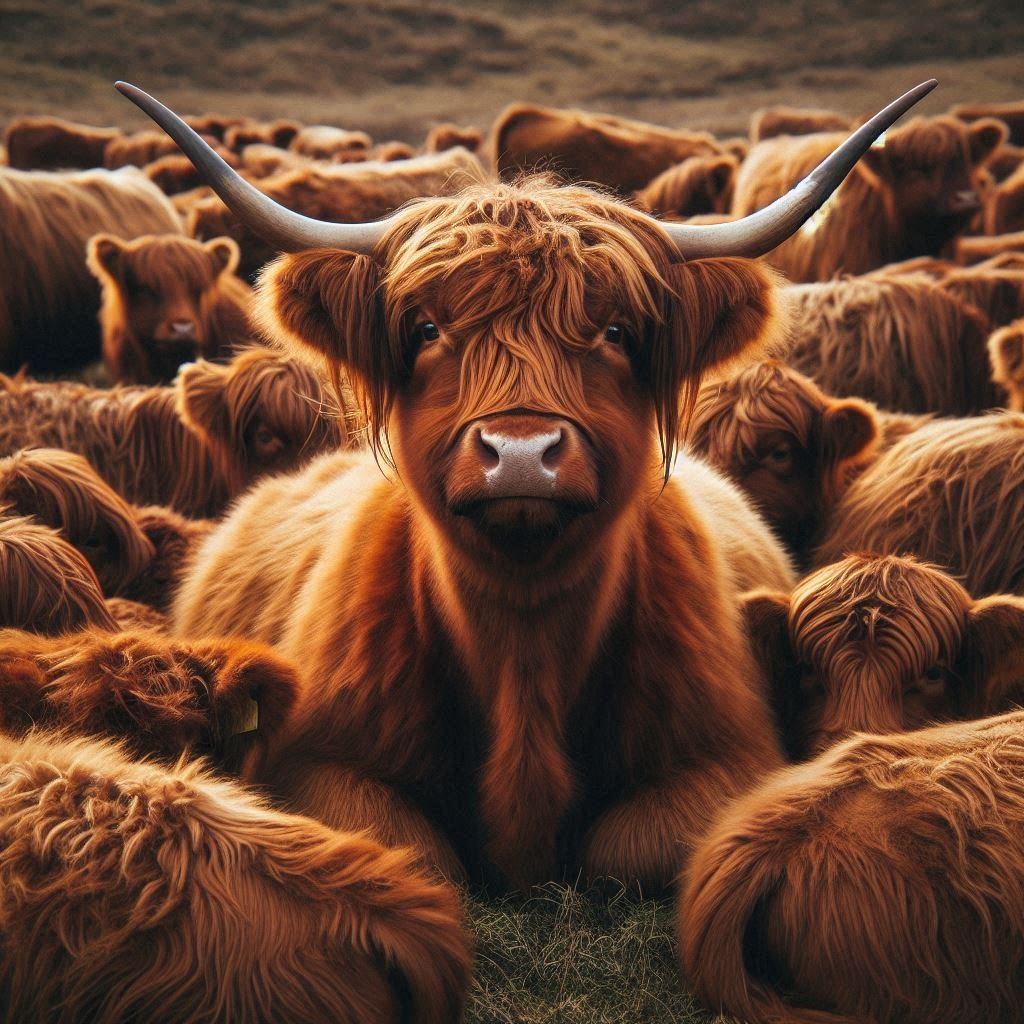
left=86, top=233, right=126, bottom=280
left=965, top=595, right=1024, bottom=714
left=819, top=398, right=879, bottom=505
left=708, top=157, right=737, bottom=200
left=205, top=237, right=240, bottom=277
left=742, top=589, right=800, bottom=759
left=989, top=323, right=1024, bottom=380
left=177, top=359, right=232, bottom=449
left=968, top=118, right=1009, bottom=166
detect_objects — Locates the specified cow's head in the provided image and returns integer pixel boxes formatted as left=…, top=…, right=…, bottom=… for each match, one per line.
left=689, top=361, right=878, bottom=559
left=745, top=554, right=1024, bottom=760
left=116, top=80, right=936, bottom=571
left=87, top=232, right=243, bottom=382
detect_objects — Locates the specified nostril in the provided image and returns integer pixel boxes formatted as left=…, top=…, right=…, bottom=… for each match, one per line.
left=475, top=428, right=500, bottom=470
left=170, top=321, right=196, bottom=337
left=541, top=429, right=565, bottom=468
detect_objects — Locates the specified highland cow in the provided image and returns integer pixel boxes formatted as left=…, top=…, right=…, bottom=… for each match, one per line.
left=87, top=232, right=253, bottom=383
left=937, top=257, right=1024, bottom=327
left=742, top=553, right=1024, bottom=759
left=680, top=711, right=1024, bottom=1024
left=488, top=103, right=724, bottom=195
left=104, top=128, right=237, bottom=170
left=952, top=99, right=1024, bottom=145
left=116, top=78, right=938, bottom=891
left=3, top=115, right=122, bottom=171
left=0, top=166, right=182, bottom=372
left=985, top=159, right=1024, bottom=236
left=0, top=730, right=471, bottom=1024
left=733, top=114, right=1006, bottom=280
left=424, top=122, right=483, bottom=154
left=0, top=347, right=351, bottom=517
left=748, top=105, right=851, bottom=142
left=224, top=118, right=303, bottom=152
left=989, top=317, right=1024, bottom=408
left=633, top=154, right=739, bottom=220
left=816, top=413, right=1024, bottom=597
left=187, top=147, right=486, bottom=279
left=782, top=272, right=999, bottom=414
left=143, top=152, right=209, bottom=195
left=289, top=124, right=373, bottom=160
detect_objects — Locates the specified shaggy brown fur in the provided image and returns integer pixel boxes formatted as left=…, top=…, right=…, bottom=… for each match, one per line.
left=0, top=730, right=471, bottom=1023
left=105, top=596, right=170, bottom=632
left=87, top=232, right=254, bottom=384
left=289, top=124, right=373, bottom=160
left=187, top=148, right=486, bottom=279
left=182, top=113, right=250, bottom=143
left=955, top=229, right=1024, bottom=264
left=986, top=142, right=1024, bottom=184
left=688, top=361, right=884, bottom=565
left=0, top=167, right=182, bottom=372
left=0, top=628, right=301, bottom=770
left=237, top=143, right=310, bottom=179
left=175, top=178, right=786, bottom=894
left=733, top=115, right=1007, bottom=281
left=633, top=154, right=739, bottom=220
left=816, top=413, right=1024, bottom=597
left=3, top=115, right=122, bottom=171
left=424, top=122, right=483, bottom=154
left=748, top=105, right=850, bottom=143
left=989, top=317, right=1024, bottom=409
left=223, top=118, right=303, bottom=152
left=937, top=259, right=1024, bottom=327
left=680, top=710, right=1024, bottom=1024
left=0, top=347, right=351, bottom=517
left=985, top=159, right=1024, bottom=236
left=742, top=553, right=1024, bottom=759
left=104, top=129, right=238, bottom=171
left=952, top=99, right=1024, bottom=146
left=143, top=152, right=208, bottom=195
left=0, top=516, right=117, bottom=634
left=488, top=103, right=723, bottom=195
left=782, top=272, right=1000, bottom=414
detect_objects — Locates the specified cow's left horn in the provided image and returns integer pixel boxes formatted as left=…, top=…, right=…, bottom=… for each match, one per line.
left=115, top=81, right=394, bottom=255
left=656, top=79, right=938, bottom=260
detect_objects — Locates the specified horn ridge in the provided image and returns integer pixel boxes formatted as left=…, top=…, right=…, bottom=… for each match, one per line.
left=115, top=81, right=394, bottom=255
left=657, top=79, right=939, bottom=260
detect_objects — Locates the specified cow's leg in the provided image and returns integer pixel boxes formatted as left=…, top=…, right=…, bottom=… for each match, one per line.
left=277, top=761, right=468, bottom=883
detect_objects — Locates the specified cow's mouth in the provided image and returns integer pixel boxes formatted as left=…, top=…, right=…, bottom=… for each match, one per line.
left=450, top=496, right=596, bottom=558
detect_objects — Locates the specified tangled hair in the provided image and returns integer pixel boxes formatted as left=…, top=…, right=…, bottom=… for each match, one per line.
left=989, top=316, right=1024, bottom=408
left=0, top=730, right=471, bottom=1024
left=680, top=710, right=1024, bottom=1023
left=0, top=516, right=117, bottom=633
left=124, top=505, right=215, bottom=611
left=0, top=167, right=182, bottom=371
left=783, top=273, right=999, bottom=415
left=938, top=261, right=1024, bottom=327
left=266, top=177, right=777, bottom=472
left=955, top=229, right=1024, bottom=265
left=986, top=159, right=1024, bottom=235
left=0, top=448, right=155, bottom=594
left=817, top=413, right=1024, bottom=596
left=0, top=629, right=300, bottom=769
left=3, top=115, right=122, bottom=171
left=633, top=154, right=738, bottom=219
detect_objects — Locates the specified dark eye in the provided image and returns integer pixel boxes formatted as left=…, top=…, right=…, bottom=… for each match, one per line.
left=604, top=324, right=626, bottom=346
left=923, top=666, right=945, bottom=682
left=250, top=425, right=285, bottom=460
left=760, top=441, right=794, bottom=472
left=414, top=321, right=440, bottom=345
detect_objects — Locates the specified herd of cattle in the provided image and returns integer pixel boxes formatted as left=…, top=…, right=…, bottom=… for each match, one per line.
left=1, top=78, right=1024, bottom=1022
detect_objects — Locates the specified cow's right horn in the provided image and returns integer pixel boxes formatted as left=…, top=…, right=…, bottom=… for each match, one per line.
left=115, top=82, right=395, bottom=255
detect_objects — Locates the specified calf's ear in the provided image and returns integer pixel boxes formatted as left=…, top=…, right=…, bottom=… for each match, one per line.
left=989, top=324, right=1024, bottom=381
left=819, top=398, right=879, bottom=504
left=968, top=118, right=1008, bottom=166
left=204, top=237, right=240, bottom=276
left=965, top=595, right=1024, bottom=715
left=176, top=359, right=231, bottom=449
left=86, top=233, right=127, bottom=279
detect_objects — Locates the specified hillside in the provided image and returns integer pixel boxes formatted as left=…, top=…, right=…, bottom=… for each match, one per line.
left=2, top=0, right=1023, bottom=142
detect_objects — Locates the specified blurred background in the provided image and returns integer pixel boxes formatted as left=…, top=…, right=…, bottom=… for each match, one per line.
left=2, top=0, right=1022, bottom=139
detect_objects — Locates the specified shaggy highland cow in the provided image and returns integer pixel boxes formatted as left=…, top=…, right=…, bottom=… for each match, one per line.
left=87, top=232, right=254, bottom=384
left=748, top=105, right=851, bottom=143
left=680, top=710, right=1024, bottom=1024
left=0, top=347, right=351, bottom=517
left=733, top=114, right=1006, bottom=280
left=633, top=154, right=739, bottom=220
left=0, top=166, right=182, bottom=372
left=985, top=159, right=1024, bottom=236
left=3, top=115, right=122, bottom=171
left=742, top=553, right=1024, bottom=759
left=117, top=78, right=938, bottom=891
left=937, top=257, right=1024, bottom=327
left=0, top=731, right=472, bottom=1024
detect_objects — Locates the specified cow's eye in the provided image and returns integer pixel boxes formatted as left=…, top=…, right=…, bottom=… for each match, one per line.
left=761, top=441, right=794, bottom=473
left=414, top=321, right=441, bottom=345
left=604, top=324, right=626, bottom=346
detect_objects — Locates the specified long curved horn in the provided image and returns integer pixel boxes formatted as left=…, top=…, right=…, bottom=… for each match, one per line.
left=115, top=81, right=396, bottom=254
left=656, top=79, right=937, bottom=259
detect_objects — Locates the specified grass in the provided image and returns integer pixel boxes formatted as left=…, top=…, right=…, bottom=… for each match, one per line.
left=465, top=883, right=736, bottom=1024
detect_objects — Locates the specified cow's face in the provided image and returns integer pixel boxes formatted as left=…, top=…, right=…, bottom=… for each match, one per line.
left=864, top=116, right=1006, bottom=250
left=259, top=182, right=779, bottom=570
left=88, top=234, right=241, bottom=381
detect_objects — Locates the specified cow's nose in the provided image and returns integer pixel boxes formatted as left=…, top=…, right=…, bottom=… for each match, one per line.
left=169, top=320, right=196, bottom=338
left=476, top=425, right=564, bottom=497
left=947, top=189, right=979, bottom=214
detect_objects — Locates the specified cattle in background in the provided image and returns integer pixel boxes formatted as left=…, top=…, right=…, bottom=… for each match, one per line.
left=816, top=413, right=1024, bottom=597
left=87, top=233, right=253, bottom=384
left=748, top=105, right=850, bottom=142
left=989, top=317, right=1024, bottom=408
left=182, top=112, right=250, bottom=143
left=681, top=710, right=1024, bottom=1024
left=224, top=118, right=303, bottom=152
left=187, top=148, right=486, bottom=279
left=0, top=516, right=117, bottom=633
left=0, top=348, right=353, bottom=518
left=424, top=122, right=483, bottom=154
left=633, top=153, right=739, bottom=220
left=3, top=115, right=122, bottom=171
left=743, top=553, right=1024, bottom=759
left=733, top=115, right=1006, bottom=280
left=288, top=124, right=372, bottom=161
left=0, top=730, right=471, bottom=1024
left=116, top=74, right=937, bottom=894
left=782, top=272, right=999, bottom=414
left=937, top=257, right=1024, bottom=326
left=985, top=160, right=1024, bottom=236
left=985, top=141, right=1024, bottom=183
left=0, top=167, right=182, bottom=373
left=143, top=153, right=208, bottom=195
left=952, top=99, right=1024, bottom=146
left=955, top=229, right=1024, bottom=264
left=104, top=128, right=239, bottom=170
left=488, top=103, right=724, bottom=195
